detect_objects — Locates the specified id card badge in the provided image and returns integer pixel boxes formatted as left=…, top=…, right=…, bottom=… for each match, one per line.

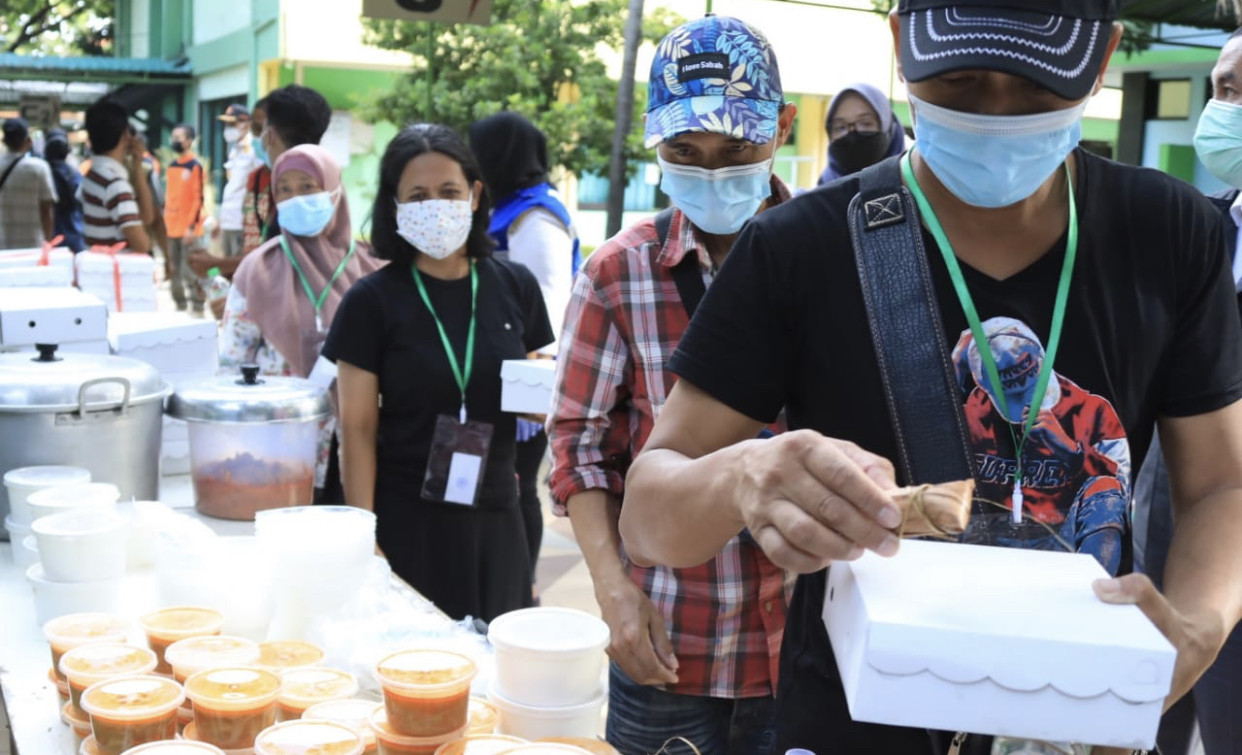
left=422, top=414, right=493, bottom=506
left=307, top=355, right=338, bottom=392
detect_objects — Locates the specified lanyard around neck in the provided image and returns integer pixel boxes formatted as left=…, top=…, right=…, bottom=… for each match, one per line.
left=900, top=150, right=1079, bottom=520
left=412, top=262, right=478, bottom=423
left=280, top=236, right=357, bottom=315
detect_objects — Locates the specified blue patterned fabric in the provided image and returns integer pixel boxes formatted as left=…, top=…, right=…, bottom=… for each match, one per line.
left=645, top=15, right=783, bottom=148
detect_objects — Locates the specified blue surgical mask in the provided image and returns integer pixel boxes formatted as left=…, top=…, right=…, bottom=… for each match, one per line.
left=657, top=156, right=773, bottom=235
left=1194, top=99, right=1242, bottom=188
left=277, top=191, right=337, bottom=237
left=252, top=136, right=269, bottom=167
left=909, top=93, right=1087, bottom=209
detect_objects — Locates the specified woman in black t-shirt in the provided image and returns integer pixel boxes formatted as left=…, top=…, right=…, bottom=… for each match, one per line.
left=323, top=124, right=554, bottom=622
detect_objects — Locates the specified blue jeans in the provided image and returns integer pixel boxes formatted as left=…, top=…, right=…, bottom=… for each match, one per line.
left=1135, top=433, right=1242, bottom=755
left=606, top=663, right=777, bottom=755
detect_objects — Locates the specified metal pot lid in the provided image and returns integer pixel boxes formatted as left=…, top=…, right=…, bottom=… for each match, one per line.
left=0, top=344, right=167, bottom=411
left=167, top=364, right=329, bottom=423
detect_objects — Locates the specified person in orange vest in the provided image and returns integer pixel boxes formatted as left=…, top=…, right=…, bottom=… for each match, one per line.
left=164, top=123, right=208, bottom=315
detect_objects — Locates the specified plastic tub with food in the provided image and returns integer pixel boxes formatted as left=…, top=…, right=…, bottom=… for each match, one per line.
left=369, top=705, right=466, bottom=755
left=28, top=563, right=123, bottom=627
left=433, top=735, right=527, bottom=755
left=79, top=675, right=185, bottom=755
left=254, top=719, right=365, bottom=755
left=120, top=739, right=228, bottom=755
left=32, top=508, right=129, bottom=582
left=485, top=609, right=608, bottom=708
left=43, top=613, right=132, bottom=684
left=276, top=668, right=358, bottom=721
left=184, top=667, right=282, bottom=751
left=485, top=685, right=605, bottom=742
left=60, top=643, right=157, bottom=713
left=465, top=698, right=497, bottom=736
left=535, top=739, right=619, bottom=755
left=140, top=607, right=225, bottom=674
left=302, top=699, right=381, bottom=755
left=164, top=636, right=262, bottom=685
left=257, top=641, right=323, bottom=672
left=5, top=465, right=92, bottom=525
left=374, top=650, right=476, bottom=738
left=64, top=698, right=93, bottom=738
left=27, top=483, right=120, bottom=522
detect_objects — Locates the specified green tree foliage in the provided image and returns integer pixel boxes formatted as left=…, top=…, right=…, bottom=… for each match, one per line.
left=1, top=0, right=113, bottom=56
left=363, top=0, right=681, bottom=178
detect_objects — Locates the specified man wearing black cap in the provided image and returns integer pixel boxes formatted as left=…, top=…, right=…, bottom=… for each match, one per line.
left=0, top=117, right=58, bottom=248
left=621, top=1, right=1242, bottom=753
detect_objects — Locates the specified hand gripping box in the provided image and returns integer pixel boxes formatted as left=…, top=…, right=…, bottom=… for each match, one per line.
left=823, top=540, right=1175, bottom=750
left=0, top=287, right=108, bottom=349
left=500, top=359, right=557, bottom=414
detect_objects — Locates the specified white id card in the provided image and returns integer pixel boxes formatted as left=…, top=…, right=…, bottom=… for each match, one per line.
left=307, top=355, right=338, bottom=391
left=444, top=452, right=484, bottom=505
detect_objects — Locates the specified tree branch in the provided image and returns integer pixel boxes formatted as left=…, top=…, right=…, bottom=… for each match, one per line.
left=7, top=1, right=92, bottom=53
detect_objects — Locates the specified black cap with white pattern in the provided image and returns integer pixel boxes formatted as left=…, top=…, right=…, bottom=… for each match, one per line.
left=897, top=0, right=1119, bottom=101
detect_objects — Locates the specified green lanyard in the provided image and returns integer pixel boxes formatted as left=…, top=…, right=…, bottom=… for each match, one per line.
left=280, top=236, right=358, bottom=330
left=900, top=150, right=1079, bottom=523
left=412, top=262, right=478, bottom=423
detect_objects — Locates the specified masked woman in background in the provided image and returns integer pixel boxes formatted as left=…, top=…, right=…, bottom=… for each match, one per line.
left=817, top=82, right=907, bottom=185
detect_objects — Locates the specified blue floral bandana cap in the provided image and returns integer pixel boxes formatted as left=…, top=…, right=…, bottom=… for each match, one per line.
left=645, top=15, right=784, bottom=149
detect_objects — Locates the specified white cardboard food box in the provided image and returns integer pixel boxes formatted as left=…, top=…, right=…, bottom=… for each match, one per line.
left=500, top=359, right=557, bottom=414
left=0, top=247, right=75, bottom=280
left=108, top=312, right=219, bottom=377
left=76, top=250, right=158, bottom=313
left=0, top=266, right=73, bottom=288
left=0, top=287, right=108, bottom=349
left=823, top=540, right=1175, bottom=750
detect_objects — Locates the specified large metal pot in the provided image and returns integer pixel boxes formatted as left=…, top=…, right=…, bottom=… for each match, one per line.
left=0, top=344, right=168, bottom=537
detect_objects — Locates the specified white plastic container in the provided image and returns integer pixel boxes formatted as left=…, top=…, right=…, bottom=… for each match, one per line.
left=4, top=514, right=33, bottom=564
left=27, top=482, right=120, bottom=523
left=486, top=684, right=605, bottom=741
left=18, top=534, right=40, bottom=571
left=115, top=500, right=174, bottom=569
left=486, top=608, right=609, bottom=707
left=31, top=508, right=129, bottom=582
left=26, top=563, right=124, bottom=626
left=4, top=465, right=92, bottom=525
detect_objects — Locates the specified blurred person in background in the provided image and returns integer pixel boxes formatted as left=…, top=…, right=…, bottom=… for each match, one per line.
left=214, top=103, right=259, bottom=259
left=80, top=100, right=152, bottom=254
left=164, top=123, right=208, bottom=314
left=43, top=128, right=84, bottom=252
left=817, top=83, right=907, bottom=186
left=0, top=116, right=57, bottom=248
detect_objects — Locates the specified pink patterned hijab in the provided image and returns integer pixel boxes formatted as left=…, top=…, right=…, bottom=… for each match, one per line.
left=232, top=144, right=384, bottom=377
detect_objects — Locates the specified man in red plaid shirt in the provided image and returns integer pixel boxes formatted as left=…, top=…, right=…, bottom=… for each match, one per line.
left=547, top=15, right=797, bottom=755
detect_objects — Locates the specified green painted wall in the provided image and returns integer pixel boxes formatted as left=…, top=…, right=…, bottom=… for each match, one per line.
left=1158, top=143, right=1198, bottom=184
left=301, top=67, right=402, bottom=110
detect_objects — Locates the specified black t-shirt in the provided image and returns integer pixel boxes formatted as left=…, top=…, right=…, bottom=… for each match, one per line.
left=669, top=150, right=1242, bottom=750
left=323, top=257, right=554, bottom=509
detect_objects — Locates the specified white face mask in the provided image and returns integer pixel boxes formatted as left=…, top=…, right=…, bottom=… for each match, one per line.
left=395, top=194, right=474, bottom=260
left=223, top=126, right=241, bottom=144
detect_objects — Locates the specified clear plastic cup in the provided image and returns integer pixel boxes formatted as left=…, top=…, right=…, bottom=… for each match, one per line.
left=64, top=698, right=93, bottom=738
left=165, top=636, right=262, bottom=685
left=491, top=746, right=593, bottom=755
left=80, top=675, right=185, bottom=755
left=276, top=668, right=359, bottom=722
left=141, top=607, right=225, bottom=674
left=120, top=740, right=228, bottom=755
left=433, top=735, right=527, bottom=755
left=184, top=667, right=282, bottom=751
left=465, top=699, right=497, bottom=736
left=44, top=613, right=133, bottom=683
left=534, top=740, right=619, bottom=755
left=50, top=666, right=71, bottom=703
left=60, top=643, right=158, bottom=714
left=369, top=705, right=466, bottom=755
left=254, top=720, right=365, bottom=755
left=302, top=699, right=380, bottom=755
left=257, top=641, right=324, bottom=672
left=184, top=722, right=257, bottom=755
left=373, top=651, right=476, bottom=738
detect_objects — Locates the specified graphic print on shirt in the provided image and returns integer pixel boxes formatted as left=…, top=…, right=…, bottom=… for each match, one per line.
left=952, top=316, right=1131, bottom=575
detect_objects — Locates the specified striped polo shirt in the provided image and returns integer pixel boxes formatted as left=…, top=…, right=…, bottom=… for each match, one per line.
left=78, top=155, right=142, bottom=248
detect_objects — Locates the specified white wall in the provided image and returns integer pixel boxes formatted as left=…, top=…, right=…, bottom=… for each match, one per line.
left=282, top=0, right=413, bottom=67
left=130, top=0, right=150, bottom=58
left=194, top=0, right=250, bottom=45
left=198, top=65, right=250, bottom=103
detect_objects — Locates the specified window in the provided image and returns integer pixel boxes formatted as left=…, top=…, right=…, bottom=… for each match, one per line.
left=1144, top=79, right=1193, bottom=120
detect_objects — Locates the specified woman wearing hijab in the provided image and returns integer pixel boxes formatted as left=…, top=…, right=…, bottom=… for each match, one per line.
left=817, top=82, right=907, bottom=186
left=220, top=144, right=384, bottom=502
left=468, top=111, right=579, bottom=587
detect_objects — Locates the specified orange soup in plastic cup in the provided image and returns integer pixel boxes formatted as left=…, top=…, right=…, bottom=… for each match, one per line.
left=433, top=735, right=526, bottom=755
left=121, top=740, right=228, bottom=755
left=302, top=699, right=380, bottom=755
left=60, top=643, right=157, bottom=714
left=254, top=719, right=364, bottom=755
left=141, top=608, right=225, bottom=675
left=257, top=642, right=324, bottom=672
left=184, top=667, right=281, bottom=751
left=374, top=651, right=475, bottom=739
left=79, top=675, right=185, bottom=755
left=63, top=699, right=93, bottom=738
left=464, top=699, right=497, bottom=736
left=369, top=705, right=466, bottom=755
left=166, top=636, right=262, bottom=685
left=44, top=613, right=131, bottom=684
left=276, top=669, right=359, bottom=722
left=536, top=740, right=620, bottom=755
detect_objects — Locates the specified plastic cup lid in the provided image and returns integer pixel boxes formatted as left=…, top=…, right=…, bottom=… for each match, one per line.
left=120, top=740, right=228, bottom=755
left=278, top=668, right=359, bottom=706
left=60, top=643, right=157, bottom=684
left=493, top=746, right=594, bottom=755
left=302, top=699, right=379, bottom=743
left=435, top=736, right=528, bottom=755
left=32, top=508, right=127, bottom=538
left=185, top=667, right=282, bottom=709
left=141, top=607, right=225, bottom=638
left=80, top=675, right=184, bottom=721
left=254, top=720, right=364, bottom=755
left=486, top=608, right=609, bottom=656
left=258, top=641, right=324, bottom=670
left=43, top=612, right=131, bottom=646
left=165, top=635, right=261, bottom=678
left=27, top=483, right=120, bottom=510
left=375, top=650, right=476, bottom=688
left=5, top=466, right=92, bottom=487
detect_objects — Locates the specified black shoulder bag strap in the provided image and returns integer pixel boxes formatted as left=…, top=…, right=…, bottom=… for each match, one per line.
left=846, top=157, right=974, bottom=486
left=0, top=154, right=26, bottom=194
left=654, top=207, right=707, bottom=318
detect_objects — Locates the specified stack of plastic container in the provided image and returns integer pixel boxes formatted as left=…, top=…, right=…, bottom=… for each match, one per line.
left=3, top=465, right=91, bottom=568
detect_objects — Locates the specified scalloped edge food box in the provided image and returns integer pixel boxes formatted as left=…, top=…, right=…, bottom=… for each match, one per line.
left=0, top=287, right=108, bottom=348
left=108, top=313, right=219, bottom=376
left=823, top=539, right=1174, bottom=750
left=500, top=359, right=556, bottom=414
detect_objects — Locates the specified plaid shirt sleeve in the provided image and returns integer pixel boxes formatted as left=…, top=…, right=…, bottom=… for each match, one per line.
left=547, top=255, right=635, bottom=514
